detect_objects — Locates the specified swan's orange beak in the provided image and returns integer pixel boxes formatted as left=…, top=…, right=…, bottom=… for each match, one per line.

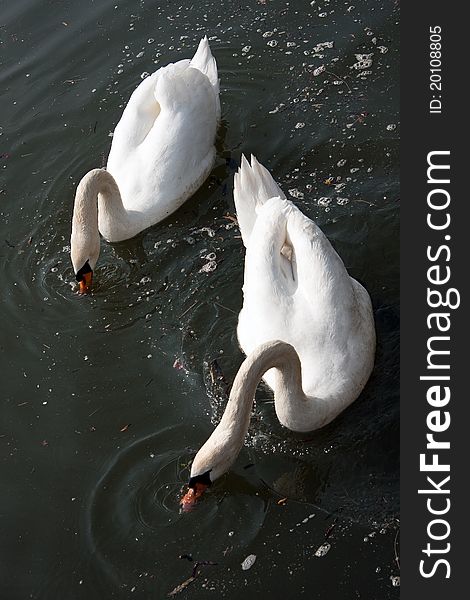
left=180, top=482, right=209, bottom=512
left=78, top=271, right=93, bottom=294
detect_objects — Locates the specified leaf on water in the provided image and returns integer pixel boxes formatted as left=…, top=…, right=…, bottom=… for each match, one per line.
left=168, top=575, right=197, bottom=596
left=120, top=424, right=131, bottom=432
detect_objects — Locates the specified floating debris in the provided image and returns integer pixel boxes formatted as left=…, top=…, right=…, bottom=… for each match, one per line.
left=288, top=188, right=304, bottom=200
left=241, top=554, right=257, bottom=571
left=352, top=53, right=373, bottom=70
left=168, top=560, right=217, bottom=597
left=199, top=261, right=217, bottom=274
left=312, top=64, right=326, bottom=76
left=196, top=227, right=215, bottom=238
left=313, top=41, right=334, bottom=53
left=269, top=103, right=285, bottom=114
left=173, top=358, right=189, bottom=373
left=314, top=542, right=331, bottom=557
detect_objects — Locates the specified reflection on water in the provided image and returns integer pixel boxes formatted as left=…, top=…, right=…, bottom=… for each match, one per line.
left=0, top=0, right=399, bottom=598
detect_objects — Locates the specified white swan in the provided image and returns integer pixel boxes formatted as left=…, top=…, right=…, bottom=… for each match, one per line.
left=71, top=37, right=219, bottom=292
left=181, top=156, right=375, bottom=509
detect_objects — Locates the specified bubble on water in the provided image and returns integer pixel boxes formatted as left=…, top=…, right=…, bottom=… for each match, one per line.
left=312, top=65, right=325, bottom=76
left=267, top=40, right=278, bottom=47
left=337, top=159, right=347, bottom=167
left=378, top=45, right=388, bottom=54
left=262, top=31, right=274, bottom=38
left=147, top=38, right=155, bottom=44
left=386, top=123, right=397, bottom=131
left=242, top=45, right=251, bottom=53
left=295, top=122, right=305, bottom=129
left=390, top=576, right=400, bottom=587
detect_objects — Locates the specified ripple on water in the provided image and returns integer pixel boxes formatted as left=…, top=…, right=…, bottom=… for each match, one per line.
left=85, top=424, right=267, bottom=594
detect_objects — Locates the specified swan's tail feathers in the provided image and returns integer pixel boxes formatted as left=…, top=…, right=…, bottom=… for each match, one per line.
left=234, top=155, right=286, bottom=247
left=190, top=36, right=220, bottom=118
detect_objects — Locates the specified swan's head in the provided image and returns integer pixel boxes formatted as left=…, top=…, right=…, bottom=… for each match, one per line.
left=180, top=469, right=212, bottom=512
left=180, top=425, right=243, bottom=511
left=70, top=234, right=99, bottom=294
left=70, top=169, right=105, bottom=293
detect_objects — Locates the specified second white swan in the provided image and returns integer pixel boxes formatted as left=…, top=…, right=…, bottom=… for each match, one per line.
left=181, top=156, right=375, bottom=509
left=70, top=37, right=219, bottom=292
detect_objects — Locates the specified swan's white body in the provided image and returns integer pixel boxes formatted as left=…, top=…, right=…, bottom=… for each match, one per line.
left=187, top=157, right=376, bottom=490
left=71, top=37, right=219, bottom=279
left=235, top=156, right=376, bottom=429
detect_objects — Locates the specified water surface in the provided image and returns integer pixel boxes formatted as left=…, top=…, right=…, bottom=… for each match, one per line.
left=0, top=0, right=399, bottom=598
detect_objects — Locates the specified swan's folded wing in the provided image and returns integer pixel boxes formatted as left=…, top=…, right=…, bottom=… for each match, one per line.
left=243, top=197, right=296, bottom=300
left=234, top=155, right=286, bottom=248
left=189, top=36, right=220, bottom=119
left=140, top=63, right=218, bottom=162
left=108, top=59, right=190, bottom=162
left=286, top=206, right=353, bottom=303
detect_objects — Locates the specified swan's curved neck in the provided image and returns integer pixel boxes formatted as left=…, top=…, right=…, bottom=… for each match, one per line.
left=220, top=340, right=306, bottom=435
left=72, top=169, right=127, bottom=237
left=222, top=339, right=336, bottom=435
left=191, top=341, right=338, bottom=481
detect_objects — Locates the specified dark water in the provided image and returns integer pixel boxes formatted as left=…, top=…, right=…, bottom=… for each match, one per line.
left=0, top=0, right=399, bottom=598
